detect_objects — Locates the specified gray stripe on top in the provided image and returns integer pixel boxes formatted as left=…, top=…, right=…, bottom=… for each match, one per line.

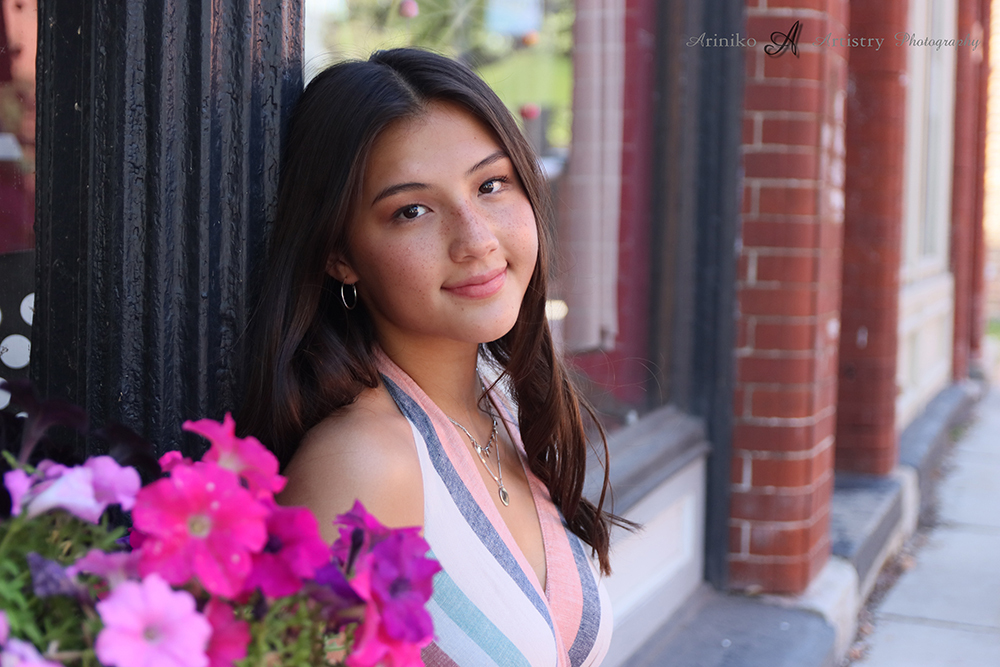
left=566, top=528, right=602, bottom=666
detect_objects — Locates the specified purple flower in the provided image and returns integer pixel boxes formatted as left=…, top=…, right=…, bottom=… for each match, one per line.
left=0, top=638, right=64, bottom=667
left=363, top=530, right=439, bottom=643
left=329, top=502, right=439, bottom=667
left=309, top=560, right=365, bottom=629
left=330, top=501, right=392, bottom=569
left=69, top=549, right=141, bottom=589
left=26, top=553, right=82, bottom=599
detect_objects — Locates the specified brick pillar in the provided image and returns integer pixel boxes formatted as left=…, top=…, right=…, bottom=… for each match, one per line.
left=732, top=0, right=848, bottom=593
left=950, top=0, right=983, bottom=381
left=970, top=0, right=991, bottom=366
left=834, top=2, right=908, bottom=475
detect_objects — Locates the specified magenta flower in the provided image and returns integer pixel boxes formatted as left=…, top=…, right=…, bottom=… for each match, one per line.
left=0, top=609, right=8, bottom=644
left=347, top=604, right=425, bottom=667
left=158, top=451, right=192, bottom=473
left=203, top=598, right=250, bottom=667
left=132, top=463, right=268, bottom=598
left=183, top=414, right=285, bottom=498
left=1, top=638, right=65, bottom=667
left=70, top=549, right=141, bottom=589
left=243, top=502, right=331, bottom=597
left=95, top=573, right=211, bottom=667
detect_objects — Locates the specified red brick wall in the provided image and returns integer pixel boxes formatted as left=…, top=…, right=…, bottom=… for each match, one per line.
left=969, top=0, right=991, bottom=366
left=950, top=0, right=983, bottom=382
left=732, top=0, right=848, bottom=593
left=834, top=3, right=909, bottom=475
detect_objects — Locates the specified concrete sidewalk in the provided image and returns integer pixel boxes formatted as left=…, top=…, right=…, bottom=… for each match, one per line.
left=854, top=387, right=1000, bottom=666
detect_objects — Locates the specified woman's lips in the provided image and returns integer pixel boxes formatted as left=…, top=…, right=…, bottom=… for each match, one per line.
left=443, top=267, right=507, bottom=298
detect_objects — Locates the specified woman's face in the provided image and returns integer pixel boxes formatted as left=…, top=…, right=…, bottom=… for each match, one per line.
left=331, top=102, right=539, bottom=352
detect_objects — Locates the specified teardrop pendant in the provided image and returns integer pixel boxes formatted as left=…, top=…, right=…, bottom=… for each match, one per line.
left=499, top=485, right=510, bottom=507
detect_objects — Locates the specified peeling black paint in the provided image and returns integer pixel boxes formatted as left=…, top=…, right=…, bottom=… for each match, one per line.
left=32, top=0, right=302, bottom=459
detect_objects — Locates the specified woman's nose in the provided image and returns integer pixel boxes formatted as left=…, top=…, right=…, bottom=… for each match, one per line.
left=449, top=203, right=500, bottom=260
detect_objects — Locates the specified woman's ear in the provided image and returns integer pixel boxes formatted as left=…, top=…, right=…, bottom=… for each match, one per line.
left=326, top=255, right=359, bottom=284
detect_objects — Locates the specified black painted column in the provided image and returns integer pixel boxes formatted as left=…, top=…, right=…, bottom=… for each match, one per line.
left=32, top=0, right=302, bottom=458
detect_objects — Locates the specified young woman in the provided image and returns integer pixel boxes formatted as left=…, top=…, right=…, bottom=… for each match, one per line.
left=239, top=48, right=624, bottom=667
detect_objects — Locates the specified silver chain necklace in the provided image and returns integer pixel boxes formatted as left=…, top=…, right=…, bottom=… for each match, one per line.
left=449, top=410, right=509, bottom=507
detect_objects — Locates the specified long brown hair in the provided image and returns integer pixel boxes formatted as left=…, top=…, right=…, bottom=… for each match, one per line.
left=239, top=48, right=624, bottom=573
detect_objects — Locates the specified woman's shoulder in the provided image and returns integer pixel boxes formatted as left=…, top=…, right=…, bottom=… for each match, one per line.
left=277, top=384, right=424, bottom=538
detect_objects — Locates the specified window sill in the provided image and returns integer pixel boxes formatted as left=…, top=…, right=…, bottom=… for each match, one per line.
left=585, top=404, right=711, bottom=515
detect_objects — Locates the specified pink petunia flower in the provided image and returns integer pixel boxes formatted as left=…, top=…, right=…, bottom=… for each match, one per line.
left=243, top=502, right=331, bottom=598
left=0, top=609, right=8, bottom=645
left=203, top=598, right=250, bottom=667
left=158, top=451, right=193, bottom=474
left=5, top=458, right=140, bottom=524
left=3, top=469, right=32, bottom=516
left=346, top=603, right=424, bottom=667
left=1, top=637, right=65, bottom=667
left=183, top=414, right=286, bottom=499
left=95, top=573, right=211, bottom=667
left=69, top=549, right=141, bottom=589
left=23, top=466, right=104, bottom=523
left=83, top=456, right=141, bottom=511
left=132, top=463, right=268, bottom=597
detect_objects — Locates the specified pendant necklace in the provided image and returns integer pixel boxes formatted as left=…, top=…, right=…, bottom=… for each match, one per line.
left=449, top=407, right=510, bottom=507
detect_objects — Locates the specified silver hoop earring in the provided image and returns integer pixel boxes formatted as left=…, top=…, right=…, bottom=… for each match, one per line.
left=340, top=282, right=358, bottom=310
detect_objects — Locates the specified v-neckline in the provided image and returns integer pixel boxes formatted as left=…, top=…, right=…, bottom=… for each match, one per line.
left=375, top=348, right=552, bottom=600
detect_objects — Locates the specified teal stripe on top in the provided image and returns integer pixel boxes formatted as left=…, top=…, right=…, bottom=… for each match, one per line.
left=429, top=570, right=535, bottom=667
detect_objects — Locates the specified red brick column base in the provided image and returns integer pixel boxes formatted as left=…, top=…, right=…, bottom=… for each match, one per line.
left=732, top=0, right=848, bottom=594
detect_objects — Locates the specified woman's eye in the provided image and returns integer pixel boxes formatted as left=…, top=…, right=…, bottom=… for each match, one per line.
left=479, top=176, right=509, bottom=195
left=396, top=204, right=428, bottom=220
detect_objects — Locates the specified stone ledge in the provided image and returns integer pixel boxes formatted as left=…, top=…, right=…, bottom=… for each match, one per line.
left=899, top=379, right=982, bottom=511
left=830, top=472, right=903, bottom=598
left=584, top=404, right=711, bottom=514
left=624, top=584, right=837, bottom=667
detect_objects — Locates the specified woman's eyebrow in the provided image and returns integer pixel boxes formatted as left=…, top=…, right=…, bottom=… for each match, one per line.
left=466, top=150, right=509, bottom=176
left=371, top=182, right=426, bottom=206
left=370, top=150, right=510, bottom=206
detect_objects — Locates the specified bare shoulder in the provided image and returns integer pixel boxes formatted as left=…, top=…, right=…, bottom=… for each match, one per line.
left=277, top=384, right=423, bottom=541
